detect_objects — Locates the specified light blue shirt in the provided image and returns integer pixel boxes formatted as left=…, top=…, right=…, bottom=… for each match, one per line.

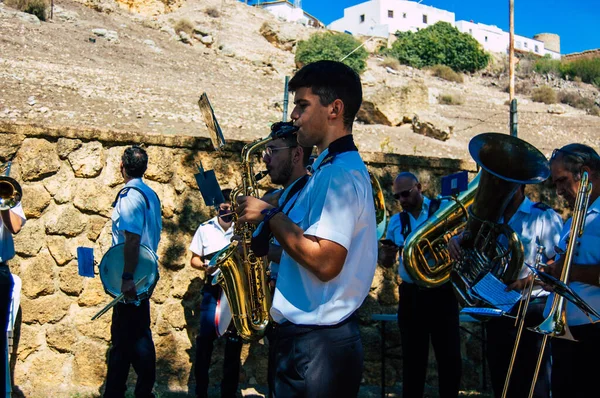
left=269, top=175, right=307, bottom=279
left=387, top=196, right=432, bottom=283
left=111, top=178, right=162, bottom=253
left=544, top=196, right=600, bottom=326
left=271, top=148, right=378, bottom=325
left=500, top=197, right=563, bottom=299
left=0, top=203, right=26, bottom=263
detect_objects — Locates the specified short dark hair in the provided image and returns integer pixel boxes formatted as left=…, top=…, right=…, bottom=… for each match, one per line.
left=122, top=145, right=148, bottom=178
left=550, top=144, right=600, bottom=180
left=288, top=60, right=362, bottom=131
left=279, top=133, right=313, bottom=167
left=221, top=188, right=232, bottom=203
left=396, top=172, right=419, bottom=184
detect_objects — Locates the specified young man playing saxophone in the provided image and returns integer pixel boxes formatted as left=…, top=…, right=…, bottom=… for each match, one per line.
left=236, top=60, right=378, bottom=397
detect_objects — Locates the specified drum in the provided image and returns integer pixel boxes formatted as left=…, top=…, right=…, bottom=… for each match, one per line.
left=211, top=268, right=232, bottom=337
left=98, top=243, right=159, bottom=302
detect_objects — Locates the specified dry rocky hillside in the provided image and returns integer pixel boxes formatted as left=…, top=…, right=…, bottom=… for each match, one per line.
left=0, top=0, right=599, bottom=160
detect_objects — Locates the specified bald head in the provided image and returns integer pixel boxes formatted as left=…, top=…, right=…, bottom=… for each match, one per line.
left=393, top=172, right=423, bottom=213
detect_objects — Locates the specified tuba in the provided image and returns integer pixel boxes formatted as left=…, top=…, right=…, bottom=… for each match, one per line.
left=0, top=162, right=22, bottom=211
left=369, top=171, right=388, bottom=240
left=209, top=123, right=298, bottom=341
left=403, top=133, right=550, bottom=307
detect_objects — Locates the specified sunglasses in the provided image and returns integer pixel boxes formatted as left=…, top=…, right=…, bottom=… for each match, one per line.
left=551, top=148, right=586, bottom=163
left=262, top=146, right=296, bottom=158
left=393, top=186, right=416, bottom=200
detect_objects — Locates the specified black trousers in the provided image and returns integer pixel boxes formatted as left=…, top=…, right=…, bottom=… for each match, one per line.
left=0, top=264, right=13, bottom=396
left=398, top=282, right=462, bottom=398
left=485, top=297, right=550, bottom=398
left=551, top=322, right=600, bottom=398
left=269, top=315, right=363, bottom=398
left=104, top=299, right=156, bottom=398
left=195, top=284, right=243, bottom=398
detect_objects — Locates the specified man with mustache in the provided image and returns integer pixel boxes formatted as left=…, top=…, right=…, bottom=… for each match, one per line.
left=541, top=144, right=600, bottom=398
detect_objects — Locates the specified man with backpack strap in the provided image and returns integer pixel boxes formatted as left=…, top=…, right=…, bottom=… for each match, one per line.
left=379, top=172, right=461, bottom=398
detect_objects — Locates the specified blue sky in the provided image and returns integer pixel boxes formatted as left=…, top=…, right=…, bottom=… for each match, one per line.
left=298, top=0, right=598, bottom=55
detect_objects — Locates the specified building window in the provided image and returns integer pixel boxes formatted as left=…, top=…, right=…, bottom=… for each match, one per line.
left=485, top=36, right=488, bottom=42
left=403, top=13, right=407, bottom=18
left=535, top=45, right=539, bottom=53
left=360, top=14, right=365, bottom=23
left=516, top=41, right=522, bottom=48
left=423, top=14, right=428, bottom=24
left=524, top=42, right=528, bottom=48
left=388, top=10, right=393, bottom=18
left=469, top=29, right=472, bottom=34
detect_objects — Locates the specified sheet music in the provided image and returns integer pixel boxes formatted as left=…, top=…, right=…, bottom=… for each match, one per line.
left=460, top=307, right=504, bottom=318
left=472, top=272, right=522, bottom=313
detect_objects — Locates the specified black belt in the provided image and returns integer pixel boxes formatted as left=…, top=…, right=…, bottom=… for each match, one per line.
left=273, top=313, right=357, bottom=335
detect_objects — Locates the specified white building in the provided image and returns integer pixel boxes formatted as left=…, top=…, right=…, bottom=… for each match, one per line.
left=328, top=0, right=454, bottom=38
left=247, top=1, right=324, bottom=28
left=455, top=20, right=561, bottom=59
left=328, top=0, right=561, bottom=58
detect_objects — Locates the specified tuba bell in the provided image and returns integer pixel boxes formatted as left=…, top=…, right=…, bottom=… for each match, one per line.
left=0, top=162, right=22, bottom=211
left=403, top=133, right=550, bottom=307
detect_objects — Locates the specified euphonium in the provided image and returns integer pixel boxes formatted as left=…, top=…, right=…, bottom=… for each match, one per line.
left=209, top=124, right=298, bottom=341
left=403, top=133, right=550, bottom=307
left=0, top=161, right=22, bottom=211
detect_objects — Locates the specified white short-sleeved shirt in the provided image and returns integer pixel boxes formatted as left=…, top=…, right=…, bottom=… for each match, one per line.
left=386, top=196, right=432, bottom=283
left=0, top=203, right=26, bottom=263
left=111, top=178, right=162, bottom=253
left=189, top=217, right=234, bottom=258
left=544, top=196, right=600, bottom=326
left=270, top=148, right=378, bottom=326
left=500, top=197, right=563, bottom=299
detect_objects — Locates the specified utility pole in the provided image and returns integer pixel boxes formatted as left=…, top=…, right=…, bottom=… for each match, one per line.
left=509, top=0, right=517, bottom=137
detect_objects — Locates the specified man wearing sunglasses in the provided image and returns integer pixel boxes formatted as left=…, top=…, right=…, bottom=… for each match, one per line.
left=380, top=172, right=463, bottom=398
left=541, top=144, right=600, bottom=398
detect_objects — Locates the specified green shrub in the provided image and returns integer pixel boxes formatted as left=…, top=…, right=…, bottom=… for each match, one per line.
left=439, top=94, right=464, bottom=105
left=557, top=91, right=596, bottom=110
left=561, top=58, right=600, bottom=85
left=295, top=32, right=368, bottom=74
left=5, top=0, right=47, bottom=20
left=173, top=18, right=194, bottom=36
left=428, top=65, right=464, bottom=83
left=534, top=55, right=561, bottom=75
left=531, top=86, right=557, bottom=104
left=385, top=22, right=489, bottom=72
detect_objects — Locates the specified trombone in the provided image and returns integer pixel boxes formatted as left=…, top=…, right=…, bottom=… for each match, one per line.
left=0, top=162, right=22, bottom=211
left=502, top=171, right=597, bottom=398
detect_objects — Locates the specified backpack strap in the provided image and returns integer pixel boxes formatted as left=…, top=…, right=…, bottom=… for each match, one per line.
left=112, top=186, right=150, bottom=209
left=400, top=212, right=411, bottom=240
left=428, top=198, right=441, bottom=218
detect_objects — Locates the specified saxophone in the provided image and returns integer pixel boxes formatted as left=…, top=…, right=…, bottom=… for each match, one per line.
left=209, top=124, right=298, bottom=341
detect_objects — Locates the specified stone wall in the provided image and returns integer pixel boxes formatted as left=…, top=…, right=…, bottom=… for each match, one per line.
left=0, top=122, right=490, bottom=397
